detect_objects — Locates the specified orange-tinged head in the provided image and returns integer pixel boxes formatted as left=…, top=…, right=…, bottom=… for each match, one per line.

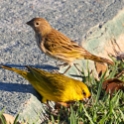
left=78, top=81, right=91, bottom=101
left=26, top=17, right=52, bottom=36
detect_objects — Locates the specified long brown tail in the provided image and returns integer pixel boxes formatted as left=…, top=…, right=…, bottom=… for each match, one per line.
left=84, top=54, right=114, bottom=65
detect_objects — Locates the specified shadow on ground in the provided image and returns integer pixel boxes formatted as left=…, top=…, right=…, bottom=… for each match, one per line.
left=0, top=64, right=59, bottom=70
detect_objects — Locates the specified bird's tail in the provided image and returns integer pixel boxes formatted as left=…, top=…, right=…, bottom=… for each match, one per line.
left=1, top=65, right=27, bottom=79
left=84, top=54, right=114, bottom=65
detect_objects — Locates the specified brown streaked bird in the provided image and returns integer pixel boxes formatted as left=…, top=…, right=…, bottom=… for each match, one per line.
left=26, top=17, right=114, bottom=73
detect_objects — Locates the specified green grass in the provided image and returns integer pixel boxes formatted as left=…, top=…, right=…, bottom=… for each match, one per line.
left=1, top=59, right=124, bottom=124
left=0, top=109, right=6, bottom=124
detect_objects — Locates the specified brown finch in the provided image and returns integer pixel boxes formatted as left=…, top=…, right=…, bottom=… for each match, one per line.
left=26, top=17, right=113, bottom=73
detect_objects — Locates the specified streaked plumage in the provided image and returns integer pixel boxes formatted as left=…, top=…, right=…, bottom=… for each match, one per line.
left=26, top=17, right=113, bottom=73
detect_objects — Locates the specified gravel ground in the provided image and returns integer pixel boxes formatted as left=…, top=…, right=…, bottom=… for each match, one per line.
left=0, top=0, right=124, bottom=118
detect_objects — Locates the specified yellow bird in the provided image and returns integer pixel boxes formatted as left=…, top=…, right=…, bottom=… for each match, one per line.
left=1, top=65, right=91, bottom=105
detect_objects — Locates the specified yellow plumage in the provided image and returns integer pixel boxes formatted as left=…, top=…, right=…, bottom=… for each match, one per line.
left=1, top=65, right=91, bottom=103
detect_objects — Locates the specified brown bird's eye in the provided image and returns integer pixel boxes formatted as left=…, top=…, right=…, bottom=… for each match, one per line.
left=35, top=22, right=39, bottom=26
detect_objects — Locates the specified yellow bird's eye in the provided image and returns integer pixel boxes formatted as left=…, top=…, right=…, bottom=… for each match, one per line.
left=82, top=91, right=86, bottom=96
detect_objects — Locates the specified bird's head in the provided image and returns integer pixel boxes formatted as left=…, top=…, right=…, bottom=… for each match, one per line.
left=78, top=82, right=91, bottom=102
left=26, top=17, right=52, bottom=37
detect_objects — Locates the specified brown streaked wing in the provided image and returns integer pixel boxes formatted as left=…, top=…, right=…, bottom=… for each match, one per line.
left=43, top=29, right=89, bottom=59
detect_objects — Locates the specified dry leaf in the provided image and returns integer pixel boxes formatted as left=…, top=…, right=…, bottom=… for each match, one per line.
left=95, top=62, right=108, bottom=77
left=102, top=78, right=124, bottom=96
left=0, top=113, right=15, bottom=124
left=0, top=113, right=23, bottom=124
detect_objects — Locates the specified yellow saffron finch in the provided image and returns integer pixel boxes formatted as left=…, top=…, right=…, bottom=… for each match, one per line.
left=1, top=65, right=91, bottom=104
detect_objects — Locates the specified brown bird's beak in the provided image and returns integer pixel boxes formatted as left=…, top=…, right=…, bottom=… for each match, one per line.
left=26, top=20, right=32, bottom=26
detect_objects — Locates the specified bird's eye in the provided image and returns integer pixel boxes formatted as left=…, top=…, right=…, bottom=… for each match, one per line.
left=82, top=91, right=86, bottom=96
left=35, top=22, right=39, bottom=26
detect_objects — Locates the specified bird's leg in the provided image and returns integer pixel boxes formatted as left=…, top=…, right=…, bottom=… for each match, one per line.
left=62, top=65, right=71, bottom=74
left=73, top=63, right=82, bottom=74
left=53, top=63, right=71, bottom=74
left=56, top=62, right=83, bottom=74
left=62, top=63, right=83, bottom=74
left=56, top=62, right=71, bottom=74
left=57, top=62, right=68, bottom=67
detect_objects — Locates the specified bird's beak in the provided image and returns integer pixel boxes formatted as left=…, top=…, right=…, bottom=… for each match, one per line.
left=82, top=95, right=91, bottom=102
left=83, top=98, right=89, bottom=102
left=26, top=20, right=32, bottom=26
